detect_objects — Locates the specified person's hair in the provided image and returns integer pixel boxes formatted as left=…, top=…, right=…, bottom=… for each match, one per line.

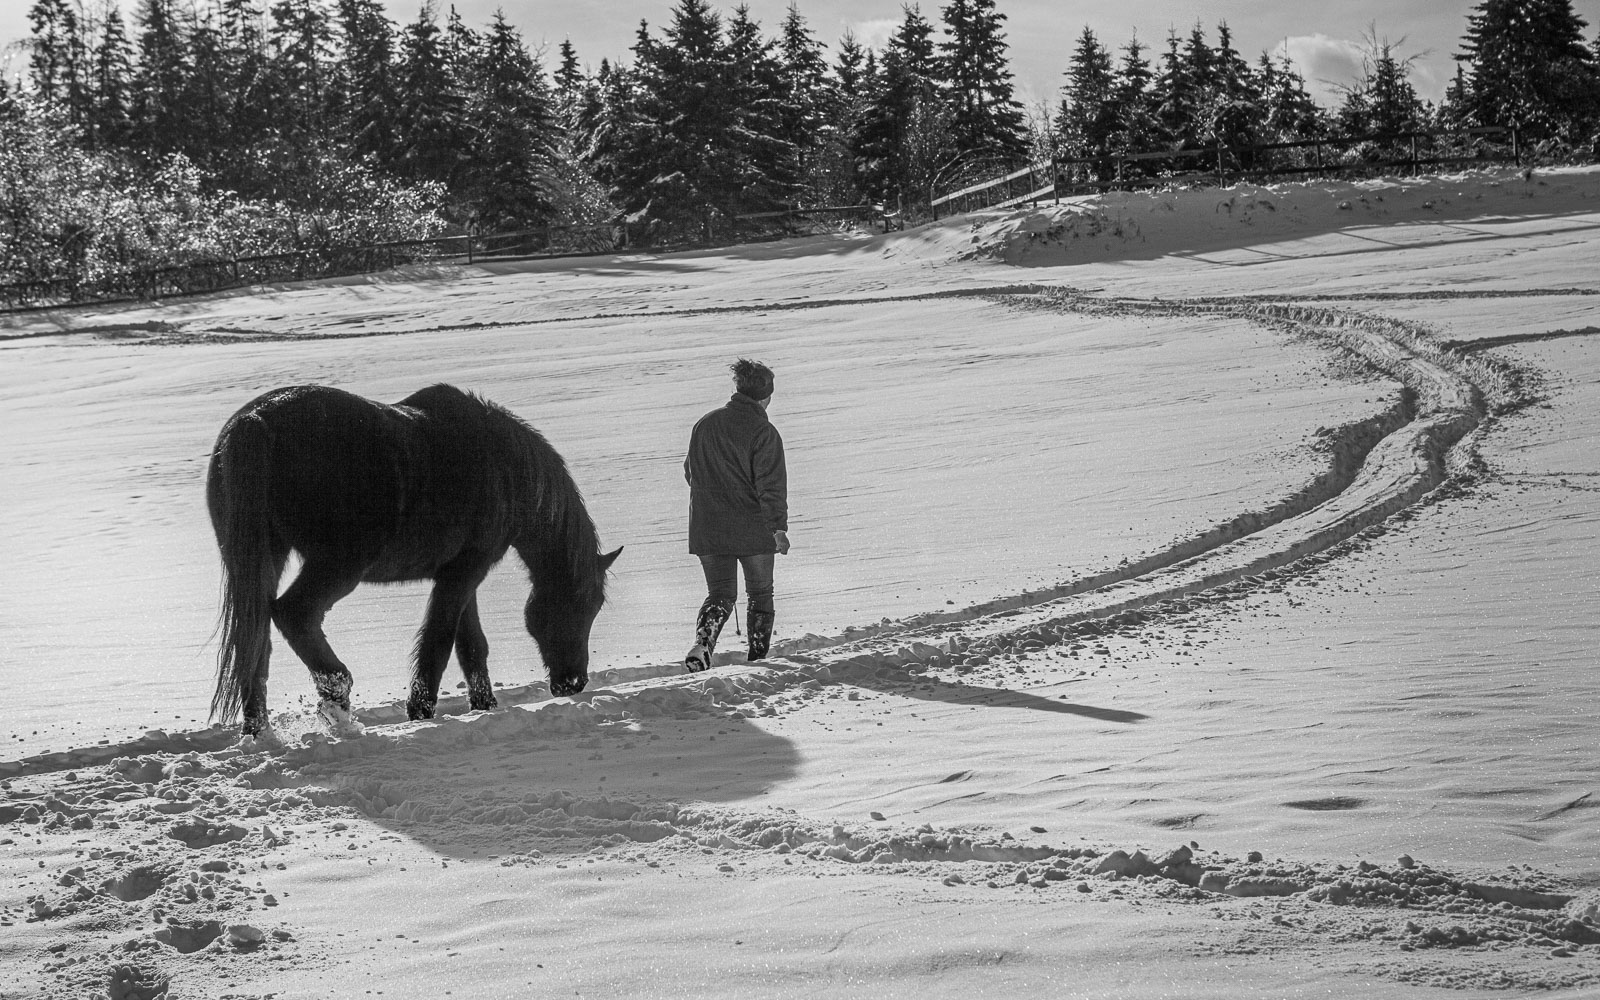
left=732, top=358, right=774, bottom=400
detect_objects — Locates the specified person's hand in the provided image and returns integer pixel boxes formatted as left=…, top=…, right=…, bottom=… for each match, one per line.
left=773, top=530, right=791, bottom=555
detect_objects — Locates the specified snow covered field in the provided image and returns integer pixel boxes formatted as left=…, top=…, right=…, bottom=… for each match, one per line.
left=3, top=166, right=1600, bottom=998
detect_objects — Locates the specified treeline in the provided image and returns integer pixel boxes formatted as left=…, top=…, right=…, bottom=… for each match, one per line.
left=1057, top=1, right=1600, bottom=175
left=11, top=0, right=1035, bottom=232
left=7, top=0, right=1600, bottom=294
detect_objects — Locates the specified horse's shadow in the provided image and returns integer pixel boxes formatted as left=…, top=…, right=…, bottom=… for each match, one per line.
left=320, top=703, right=800, bottom=860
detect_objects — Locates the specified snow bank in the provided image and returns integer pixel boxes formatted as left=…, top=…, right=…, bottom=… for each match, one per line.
left=957, top=166, right=1600, bottom=268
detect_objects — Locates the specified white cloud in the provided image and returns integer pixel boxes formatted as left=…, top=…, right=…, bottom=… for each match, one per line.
left=1272, top=32, right=1451, bottom=106
left=847, top=18, right=899, bottom=53
left=1272, top=34, right=1367, bottom=102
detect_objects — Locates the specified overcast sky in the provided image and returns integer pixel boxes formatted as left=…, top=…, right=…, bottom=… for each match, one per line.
left=4, top=0, right=1600, bottom=109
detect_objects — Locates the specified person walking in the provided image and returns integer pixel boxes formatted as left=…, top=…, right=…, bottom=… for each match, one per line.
left=683, top=358, right=789, bottom=672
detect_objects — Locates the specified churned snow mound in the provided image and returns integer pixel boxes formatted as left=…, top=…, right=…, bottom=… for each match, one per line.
left=949, top=165, right=1600, bottom=266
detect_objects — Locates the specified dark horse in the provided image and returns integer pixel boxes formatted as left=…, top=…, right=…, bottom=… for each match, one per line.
left=207, top=384, right=621, bottom=741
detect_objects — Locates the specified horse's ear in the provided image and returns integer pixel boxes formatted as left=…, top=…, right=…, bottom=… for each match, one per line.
left=599, top=546, right=623, bottom=572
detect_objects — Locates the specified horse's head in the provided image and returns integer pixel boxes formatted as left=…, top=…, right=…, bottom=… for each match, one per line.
left=526, top=546, right=622, bottom=696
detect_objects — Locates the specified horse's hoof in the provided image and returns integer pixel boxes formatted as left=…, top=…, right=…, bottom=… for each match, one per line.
left=316, top=700, right=365, bottom=737
left=237, top=725, right=283, bottom=752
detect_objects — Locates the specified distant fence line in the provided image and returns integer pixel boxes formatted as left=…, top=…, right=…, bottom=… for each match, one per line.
left=1, top=203, right=897, bottom=313
left=931, top=126, right=1523, bottom=219
left=0, top=223, right=620, bottom=313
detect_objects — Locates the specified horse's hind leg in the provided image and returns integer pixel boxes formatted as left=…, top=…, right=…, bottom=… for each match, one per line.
left=408, top=559, right=492, bottom=720
left=238, top=542, right=291, bottom=741
left=272, top=558, right=363, bottom=722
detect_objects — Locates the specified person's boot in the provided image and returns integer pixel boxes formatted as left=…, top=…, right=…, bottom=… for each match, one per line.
left=747, top=610, right=775, bottom=661
left=684, top=598, right=734, bottom=672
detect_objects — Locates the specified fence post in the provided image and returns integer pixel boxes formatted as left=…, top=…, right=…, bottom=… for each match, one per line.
left=1410, top=135, right=1418, bottom=176
left=1512, top=126, right=1521, bottom=166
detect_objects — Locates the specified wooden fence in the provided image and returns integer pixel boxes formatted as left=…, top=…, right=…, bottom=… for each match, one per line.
left=1, top=202, right=901, bottom=313
left=0, top=223, right=622, bottom=313
left=931, top=126, right=1522, bottom=219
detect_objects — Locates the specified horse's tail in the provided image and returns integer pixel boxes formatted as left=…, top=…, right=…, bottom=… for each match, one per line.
left=207, top=412, right=279, bottom=726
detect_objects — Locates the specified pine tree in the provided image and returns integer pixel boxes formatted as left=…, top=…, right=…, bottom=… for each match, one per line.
left=131, top=0, right=191, bottom=158
left=1154, top=28, right=1198, bottom=148
left=443, top=4, right=479, bottom=87
left=265, top=0, right=334, bottom=147
left=89, top=3, right=135, bottom=149
left=584, top=56, right=641, bottom=191
left=334, top=0, right=397, bottom=164
left=1205, top=22, right=1263, bottom=152
left=392, top=5, right=468, bottom=188
left=725, top=5, right=795, bottom=212
left=1259, top=52, right=1324, bottom=143
left=1183, top=23, right=1215, bottom=97
left=1109, top=33, right=1159, bottom=155
left=1056, top=26, right=1115, bottom=181
left=1336, top=32, right=1427, bottom=139
left=776, top=3, right=832, bottom=202
left=1459, top=0, right=1599, bottom=140
left=465, top=10, right=556, bottom=229
left=615, top=0, right=745, bottom=225
left=216, top=0, right=274, bottom=177
left=28, top=0, right=87, bottom=117
left=835, top=29, right=866, bottom=101
left=938, top=0, right=1026, bottom=160
left=852, top=4, right=946, bottom=202
left=553, top=37, right=585, bottom=126
left=183, top=7, right=233, bottom=169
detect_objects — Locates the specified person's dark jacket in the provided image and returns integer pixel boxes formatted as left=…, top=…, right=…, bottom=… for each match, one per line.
left=685, top=393, right=787, bottom=555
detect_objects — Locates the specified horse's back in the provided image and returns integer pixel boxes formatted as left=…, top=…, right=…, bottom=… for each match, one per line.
left=214, top=385, right=417, bottom=563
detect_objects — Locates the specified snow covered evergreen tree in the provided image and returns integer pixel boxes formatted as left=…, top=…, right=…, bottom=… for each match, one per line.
left=463, top=10, right=557, bottom=229
left=1056, top=26, right=1115, bottom=167
left=938, top=0, right=1027, bottom=161
left=1458, top=0, right=1599, bottom=141
left=89, top=3, right=136, bottom=149
left=852, top=4, right=946, bottom=203
left=392, top=6, right=468, bottom=189
left=1153, top=28, right=1199, bottom=149
left=1109, top=33, right=1159, bottom=154
left=131, top=0, right=192, bottom=158
left=333, top=0, right=397, bottom=166
left=264, top=0, right=334, bottom=148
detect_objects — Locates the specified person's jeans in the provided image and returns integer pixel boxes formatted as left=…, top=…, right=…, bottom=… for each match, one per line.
left=698, top=553, right=775, bottom=614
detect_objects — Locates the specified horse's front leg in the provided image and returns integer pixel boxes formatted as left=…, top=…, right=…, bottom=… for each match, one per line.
left=408, top=561, right=490, bottom=720
left=455, top=594, right=495, bottom=712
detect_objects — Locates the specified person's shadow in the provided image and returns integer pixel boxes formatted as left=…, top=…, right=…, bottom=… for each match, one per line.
left=822, top=660, right=1148, bottom=724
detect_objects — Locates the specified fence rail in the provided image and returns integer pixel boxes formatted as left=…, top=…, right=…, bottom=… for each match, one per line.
left=0, top=223, right=624, bottom=313
left=931, top=126, right=1523, bottom=219
left=2, top=201, right=903, bottom=313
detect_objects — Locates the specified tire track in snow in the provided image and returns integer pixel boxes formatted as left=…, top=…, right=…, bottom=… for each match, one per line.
left=759, top=293, right=1512, bottom=668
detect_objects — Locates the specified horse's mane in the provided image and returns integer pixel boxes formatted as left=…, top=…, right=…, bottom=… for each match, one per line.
left=432, top=385, right=607, bottom=603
